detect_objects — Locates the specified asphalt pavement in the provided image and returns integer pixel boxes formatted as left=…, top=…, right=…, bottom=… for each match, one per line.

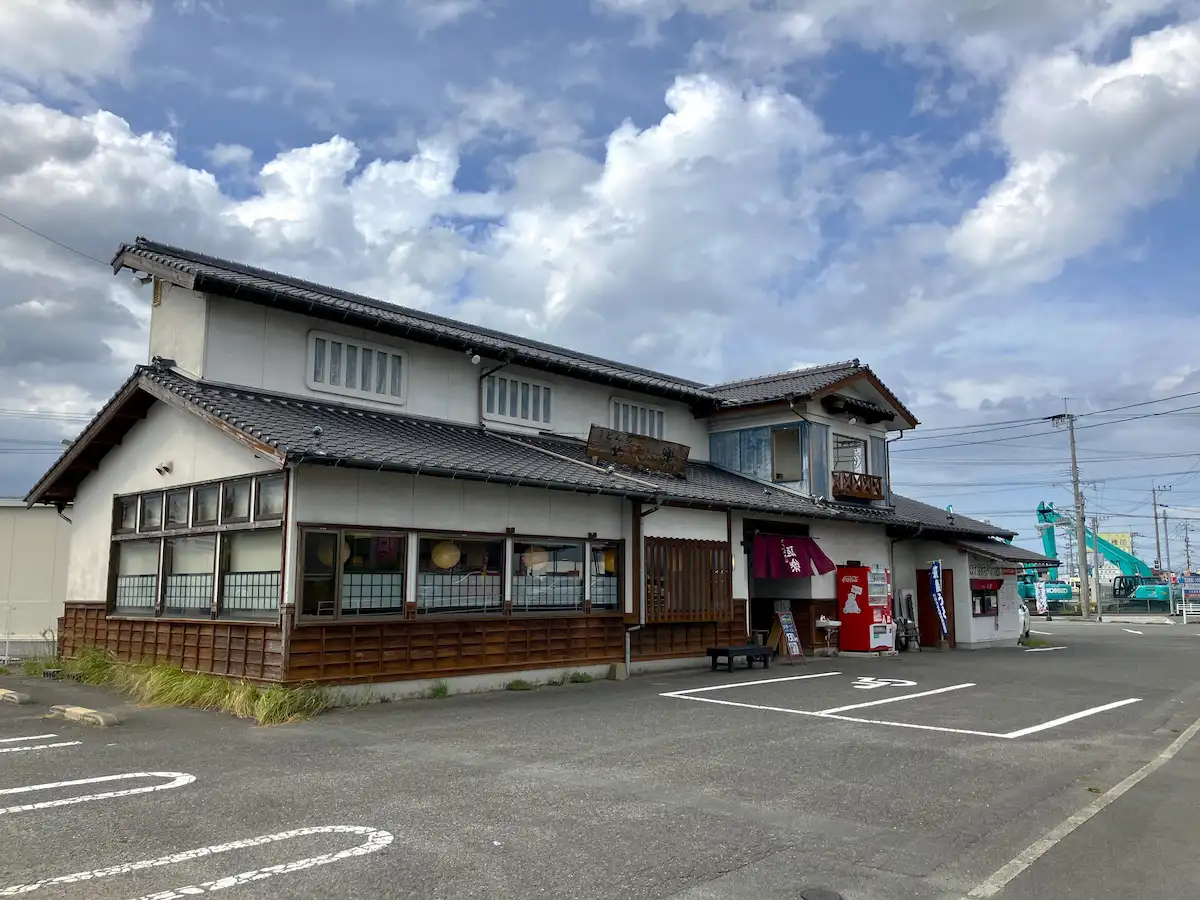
left=2, top=619, right=1199, bottom=899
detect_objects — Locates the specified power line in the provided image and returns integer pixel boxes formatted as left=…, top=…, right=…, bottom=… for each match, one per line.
left=0, top=209, right=108, bottom=266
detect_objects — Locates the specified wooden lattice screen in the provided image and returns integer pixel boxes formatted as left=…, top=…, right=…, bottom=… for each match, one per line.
left=643, top=537, right=732, bottom=623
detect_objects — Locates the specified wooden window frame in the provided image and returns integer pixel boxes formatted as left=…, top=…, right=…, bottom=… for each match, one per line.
left=107, top=473, right=287, bottom=622
left=296, top=527, right=410, bottom=623
left=482, top=374, right=554, bottom=428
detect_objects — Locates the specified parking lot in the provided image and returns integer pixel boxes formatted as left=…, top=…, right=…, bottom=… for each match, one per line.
left=3, top=620, right=1200, bottom=899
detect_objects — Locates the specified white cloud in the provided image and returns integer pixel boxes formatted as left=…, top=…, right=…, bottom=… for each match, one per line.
left=205, top=143, right=253, bottom=169
left=948, top=21, right=1200, bottom=284
left=0, top=0, right=151, bottom=92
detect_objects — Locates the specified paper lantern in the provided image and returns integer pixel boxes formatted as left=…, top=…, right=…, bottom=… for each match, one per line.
left=602, top=549, right=617, bottom=574
left=522, top=546, right=550, bottom=570
left=431, top=541, right=461, bottom=569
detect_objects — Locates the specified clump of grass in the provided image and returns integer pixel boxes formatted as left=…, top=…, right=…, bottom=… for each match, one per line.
left=567, top=671, right=594, bottom=684
left=21, top=656, right=58, bottom=677
left=425, top=680, right=450, bottom=699
left=506, top=678, right=533, bottom=691
left=0, top=665, right=10, bottom=676
left=1019, top=636, right=1051, bottom=649
left=545, top=674, right=567, bottom=686
left=59, top=648, right=327, bottom=725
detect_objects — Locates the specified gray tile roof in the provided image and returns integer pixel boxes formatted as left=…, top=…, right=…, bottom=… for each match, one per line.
left=113, top=238, right=714, bottom=406
left=890, top=495, right=1014, bottom=539
left=958, top=539, right=1058, bottom=566
left=707, top=361, right=865, bottom=405
left=28, top=363, right=1003, bottom=539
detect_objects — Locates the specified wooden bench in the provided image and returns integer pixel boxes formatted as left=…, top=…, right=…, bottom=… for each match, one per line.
left=707, top=645, right=772, bottom=672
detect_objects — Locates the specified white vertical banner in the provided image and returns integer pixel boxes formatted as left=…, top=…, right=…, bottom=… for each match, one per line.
left=929, top=560, right=948, bottom=636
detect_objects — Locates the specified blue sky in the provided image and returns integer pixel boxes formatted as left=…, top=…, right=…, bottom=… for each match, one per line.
left=2, top=0, right=1200, bottom=564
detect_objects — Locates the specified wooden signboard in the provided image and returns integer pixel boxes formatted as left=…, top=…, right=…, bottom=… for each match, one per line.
left=586, top=424, right=690, bottom=476
left=766, top=610, right=806, bottom=666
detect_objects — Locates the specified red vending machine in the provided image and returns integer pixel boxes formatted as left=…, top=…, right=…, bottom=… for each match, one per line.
left=837, top=565, right=894, bottom=652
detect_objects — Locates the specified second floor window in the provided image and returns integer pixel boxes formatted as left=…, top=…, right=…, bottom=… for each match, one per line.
left=612, top=399, right=664, bottom=439
left=484, top=375, right=552, bottom=426
left=308, top=330, right=406, bottom=405
left=833, top=435, right=867, bottom=474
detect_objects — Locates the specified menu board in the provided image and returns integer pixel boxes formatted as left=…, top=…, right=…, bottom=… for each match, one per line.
left=767, top=611, right=806, bottom=665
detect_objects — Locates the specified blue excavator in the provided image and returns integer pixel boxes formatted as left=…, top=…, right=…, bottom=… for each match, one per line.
left=1034, top=502, right=1169, bottom=603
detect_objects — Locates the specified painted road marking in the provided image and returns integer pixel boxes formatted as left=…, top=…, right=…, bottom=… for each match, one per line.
left=1030, top=630, right=1053, bottom=635
left=1123, top=629, right=1144, bottom=635
left=660, top=675, right=1140, bottom=740
left=820, top=683, right=975, bottom=715
left=1002, top=699, right=1143, bottom=739
left=0, top=734, right=59, bottom=744
left=965, top=713, right=1200, bottom=898
left=0, top=772, right=195, bottom=816
left=0, top=741, right=81, bottom=755
left=661, top=671, right=840, bottom=697
left=1025, top=647, right=1066, bottom=652
left=0, top=825, right=394, bottom=897
left=850, top=676, right=917, bottom=690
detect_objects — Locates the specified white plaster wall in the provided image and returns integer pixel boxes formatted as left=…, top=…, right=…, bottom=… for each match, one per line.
left=0, top=503, right=71, bottom=646
left=891, top=540, right=970, bottom=643
left=148, top=282, right=207, bottom=376
left=292, top=468, right=634, bottom=613
left=65, top=403, right=280, bottom=605
left=201, top=298, right=710, bottom=457
left=959, top=554, right=1022, bottom=648
left=807, top=520, right=891, bottom=598
left=640, top=506, right=727, bottom=542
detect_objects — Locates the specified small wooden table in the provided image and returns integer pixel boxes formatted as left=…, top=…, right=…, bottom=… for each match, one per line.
left=707, top=645, right=772, bottom=672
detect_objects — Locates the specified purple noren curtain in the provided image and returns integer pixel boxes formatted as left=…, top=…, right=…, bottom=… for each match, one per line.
left=752, top=535, right=836, bottom=578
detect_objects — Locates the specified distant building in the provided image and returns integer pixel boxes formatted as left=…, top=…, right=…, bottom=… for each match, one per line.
left=0, top=500, right=71, bottom=660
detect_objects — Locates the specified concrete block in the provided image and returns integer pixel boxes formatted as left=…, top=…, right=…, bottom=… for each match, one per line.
left=47, top=704, right=120, bottom=727
left=0, top=688, right=33, bottom=705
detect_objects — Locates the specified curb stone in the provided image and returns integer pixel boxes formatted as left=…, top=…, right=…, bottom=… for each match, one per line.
left=47, top=704, right=121, bottom=727
left=0, top=688, right=33, bottom=705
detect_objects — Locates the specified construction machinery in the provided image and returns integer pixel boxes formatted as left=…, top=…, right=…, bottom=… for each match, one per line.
left=1035, top=502, right=1169, bottom=603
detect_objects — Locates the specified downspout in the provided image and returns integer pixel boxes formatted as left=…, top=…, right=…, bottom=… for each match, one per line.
left=625, top=500, right=662, bottom=676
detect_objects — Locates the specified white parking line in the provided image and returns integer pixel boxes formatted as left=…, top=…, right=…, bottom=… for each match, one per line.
left=1123, top=629, right=1144, bottom=635
left=0, top=735, right=59, bottom=744
left=662, top=671, right=840, bottom=697
left=0, top=772, right=195, bottom=816
left=1025, top=647, right=1066, bottom=653
left=1030, top=630, right=1053, bottom=636
left=0, top=825, right=394, bottom=897
left=819, top=683, right=975, bottom=715
left=965, top=713, right=1200, bottom=898
left=0, top=742, right=81, bottom=754
left=661, top=675, right=1141, bottom=740
left=1002, top=699, right=1142, bottom=739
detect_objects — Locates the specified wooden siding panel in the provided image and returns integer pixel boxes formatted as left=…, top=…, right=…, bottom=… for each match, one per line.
left=631, top=600, right=747, bottom=660
left=644, top=537, right=732, bottom=624
left=60, top=603, right=283, bottom=682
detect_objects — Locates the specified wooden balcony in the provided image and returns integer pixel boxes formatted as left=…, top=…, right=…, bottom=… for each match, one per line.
left=832, top=470, right=884, bottom=501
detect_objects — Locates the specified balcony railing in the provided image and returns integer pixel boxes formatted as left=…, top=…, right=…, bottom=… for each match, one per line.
left=832, top=470, right=884, bottom=501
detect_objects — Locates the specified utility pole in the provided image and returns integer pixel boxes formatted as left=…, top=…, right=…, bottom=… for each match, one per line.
left=1091, top=516, right=1104, bottom=621
left=1164, top=507, right=1172, bottom=576
left=1152, top=485, right=1170, bottom=572
left=1184, top=522, right=1193, bottom=575
left=1053, top=404, right=1092, bottom=620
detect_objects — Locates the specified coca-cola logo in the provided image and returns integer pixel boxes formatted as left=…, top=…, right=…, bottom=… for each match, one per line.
left=840, top=574, right=859, bottom=583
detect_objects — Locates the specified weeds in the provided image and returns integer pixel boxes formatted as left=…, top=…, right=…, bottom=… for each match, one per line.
left=21, top=656, right=57, bottom=677
left=545, top=674, right=567, bottom=686
left=426, top=680, right=449, bottom=699
left=59, top=648, right=328, bottom=725
left=505, top=679, right=533, bottom=691
left=0, top=665, right=9, bottom=676
left=567, top=672, right=594, bottom=684
left=1019, top=636, right=1051, bottom=649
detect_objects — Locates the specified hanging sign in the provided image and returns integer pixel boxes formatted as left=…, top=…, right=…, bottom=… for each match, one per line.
left=929, top=560, right=949, bottom=637
left=766, top=611, right=806, bottom=665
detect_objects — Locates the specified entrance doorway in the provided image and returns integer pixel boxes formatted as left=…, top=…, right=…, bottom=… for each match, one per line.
left=915, top=568, right=956, bottom=648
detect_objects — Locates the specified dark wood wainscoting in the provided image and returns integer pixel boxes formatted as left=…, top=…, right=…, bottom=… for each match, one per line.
left=630, top=599, right=747, bottom=660
left=59, top=602, right=284, bottom=681
left=285, top=614, right=626, bottom=684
